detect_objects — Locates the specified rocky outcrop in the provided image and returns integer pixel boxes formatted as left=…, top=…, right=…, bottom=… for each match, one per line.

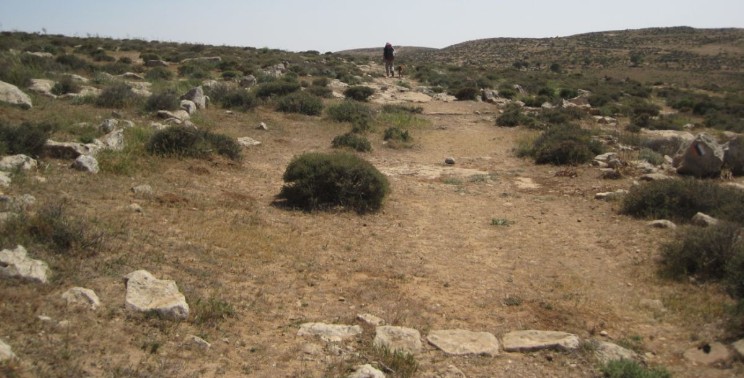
left=0, top=155, right=37, bottom=172
left=673, top=133, right=725, bottom=177
left=683, top=342, right=731, bottom=366
left=374, top=326, right=422, bottom=354
left=181, top=86, right=207, bottom=110
left=348, top=364, right=385, bottom=378
left=0, top=80, right=33, bottom=109
left=0, top=245, right=50, bottom=283
left=427, top=329, right=500, bottom=356
left=71, top=155, right=99, bottom=173
left=501, top=330, right=580, bottom=352
left=123, top=270, right=189, bottom=320
left=62, top=287, right=101, bottom=310
left=691, top=212, right=719, bottom=227
left=43, top=140, right=100, bottom=159
left=594, top=341, right=638, bottom=363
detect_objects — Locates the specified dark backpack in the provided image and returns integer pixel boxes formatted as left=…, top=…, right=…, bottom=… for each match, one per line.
left=383, top=45, right=394, bottom=60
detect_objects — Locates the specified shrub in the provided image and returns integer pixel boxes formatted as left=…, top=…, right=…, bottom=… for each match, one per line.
left=383, top=127, right=413, bottom=149
left=306, top=85, right=333, bottom=98
left=600, top=359, right=670, bottom=378
left=497, top=105, right=530, bottom=127
left=528, top=124, right=603, bottom=165
left=146, top=127, right=242, bottom=161
left=276, top=91, right=323, bottom=115
left=51, top=76, right=81, bottom=95
left=312, top=77, right=329, bottom=87
left=327, top=101, right=374, bottom=125
left=220, top=88, right=257, bottom=111
left=559, top=88, right=579, bottom=99
left=620, top=179, right=744, bottom=223
left=343, top=86, right=375, bottom=101
left=55, top=54, right=90, bottom=71
left=332, top=132, right=372, bottom=152
left=145, top=67, right=173, bottom=81
left=255, top=80, right=301, bottom=99
left=277, top=152, right=389, bottom=213
left=454, top=87, right=479, bottom=101
left=144, top=89, right=180, bottom=112
left=192, top=296, right=236, bottom=326
left=638, top=148, right=665, bottom=165
left=659, top=223, right=744, bottom=283
left=0, top=121, right=55, bottom=157
left=95, top=83, right=140, bottom=108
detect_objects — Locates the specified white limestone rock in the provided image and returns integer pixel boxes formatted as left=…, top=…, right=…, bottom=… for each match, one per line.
left=0, top=245, right=50, bottom=283
left=124, top=270, right=189, bottom=320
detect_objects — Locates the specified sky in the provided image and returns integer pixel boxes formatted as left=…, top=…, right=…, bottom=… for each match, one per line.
left=1, top=0, right=742, bottom=52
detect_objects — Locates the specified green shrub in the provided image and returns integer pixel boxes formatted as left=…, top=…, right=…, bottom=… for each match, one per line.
left=642, top=137, right=685, bottom=157
left=454, top=87, right=479, bottom=101
left=638, top=148, right=665, bottom=165
left=276, top=91, right=323, bottom=115
left=620, top=179, right=744, bottom=223
left=118, top=56, right=133, bottom=64
left=55, top=54, right=90, bottom=71
left=255, top=80, right=301, bottom=99
left=0, top=121, right=55, bottom=157
left=343, top=86, right=375, bottom=101
left=384, top=127, right=412, bottom=143
left=145, top=67, right=173, bottom=81
left=306, top=85, right=333, bottom=98
left=144, top=89, right=180, bottom=112
left=277, top=152, right=389, bottom=213
left=146, top=127, right=242, bottom=161
left=660, top=223, right=743, bottom=283
left=220, top=89, right=257, bottom=111
left=311, top=77, right=329, bottom=87
left=327, top=100, right=374, bottom=125
left=559, top=88, right=579, bottom=99
left=600, top=359, right=670, bottom=378
left=528, top=124, right=603, bottom=165
left=192, top=296, right=236, bottom=326
left=497, top=105, right=531, bottom=127
left=332, top=132, right=372, bottom=152
left=95, top=83, right=141, bottom=108
left=51, top=76, right=81, bottom=95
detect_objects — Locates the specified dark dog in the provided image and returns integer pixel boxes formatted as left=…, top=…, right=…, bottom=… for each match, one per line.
left=396, top=64, right=406, bottom=78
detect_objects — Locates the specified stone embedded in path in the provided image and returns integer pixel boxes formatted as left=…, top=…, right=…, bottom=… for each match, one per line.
left=647, top=220, right=677, bottom=229
left=0, top=338, right=15, bottom=362
left=683, top=342, right=731, bottom=366
left=348, top=364, right=385, bottom=378
left=0, top=245, right=50, bottom=283
left=501, top=330, right=580, bottom=352
left=297, top=322, right=362, bottom=342
left=594, top=340, right=638, bottom=364
left=427, top=329, right=500, bottom=356
left=124, top=270, right=189, bottom=320
left=374, top=325, right=422, bottom=354
left=62, top=287, right=100, bottom=310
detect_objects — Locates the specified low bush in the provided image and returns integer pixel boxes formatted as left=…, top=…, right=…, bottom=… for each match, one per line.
left=638, top=148, right=665, bottom=165
left=326, top=100, right=374, bottom=126
left=496, top=105, right=531, bottom=127
left=454, top=87, right=479, bottom=101
left=620, top=179, right=744, bottom=223
left=0, top=120, right=55, bottom=157
left=383, top=126, right=413, bottom=149
left=600, top=359, right=670, bottom=378
left=277, top=152, right=389, bottom=213
left=255, top=80, right=301, bottom=99
left=144, top=89, right=180, bottom=112
left=526, top=124, right=603, bottom=165
left=343, top=86, right=375, bottom=101
left=95, top=83, right=141, bottom=108
left=276, top=91, right=323, bottom=115
left=146, top=127, right=242, bottom=161
left=220, top=88, right=257, bottom=111
left=55, top=54, right=90, bottom=71
left=51, top=76, right=81, bottom=95
left=306, top=85, right=333, bottom=98
left=332, top=132, right=372, bottom=152
left=145, top=67, right=173, bottom=81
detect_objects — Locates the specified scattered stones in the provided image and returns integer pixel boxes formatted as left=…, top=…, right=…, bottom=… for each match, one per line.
left=357, top=313, right=385, bottom=326
left=501, top=330, right=580, bottom=352
left=673, top=133, right=725, bottom=178
left=691, top=212, right=719, bottom=227
left=427, top=329, right=500, bottom=356
left=62, top=287, right=100, bottom=310
left=444, top=157, right=456, bottom=165
left=0, top=339, right=15, bottom=362
left=374, top=326, right=422, bottom=354
left=348, top=364, right=385, bottom=378
left=123, top=270, right=189, bottom=320
left=72, top=155, right=99, bottom=173
left=594, top=189, right=628, bottom=201
left=594, top=341, right=638, bottom=364
left=0, top=245, right=50, bottom=284
left=181, top=86, right=207, bottom=109
left=237, top=137, right=262, bottom=147
left=0, top=154, right=37, bottom=172
left=647, top=220, right=677, bottom=229
left=297, top=323, right=362, bottom=342
left=683, top=342, right=731, bottom=366
left=0, top=80, right=33, bottom=109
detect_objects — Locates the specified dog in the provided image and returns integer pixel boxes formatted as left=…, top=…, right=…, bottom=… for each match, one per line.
left=396, top=64, right=406, bottom=78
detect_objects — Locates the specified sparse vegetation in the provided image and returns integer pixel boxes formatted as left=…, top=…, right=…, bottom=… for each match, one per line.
left=343, top=85, right=375, bottom=101
left=146, top=127, right=242, bottom=161
left=144, top=89, right=180, bottom=112
left=95, top=82, right=141, bottom=108
left=521, top=124, right=604, bottom=165
left=331, top=132, right=372, bottom=152
left=0, top=120, right=55, bottom=157
left=600, top=359, right=671, bottom=378
left=276, top=91, right=323, bottom=115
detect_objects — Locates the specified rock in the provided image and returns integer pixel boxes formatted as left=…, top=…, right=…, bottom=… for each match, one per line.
left=0, top=245, right=50, bottom=283
left=723, top=136, right=744, bottom=175
left=124, top=270, right=189, bottom=320
left=0, top=80, right=33, bottom=109
left=186, top=335, right=211, bottom=350
left=257, top=122, right=269, bottom=131
left=594, top=190, right=628, bottom=201
left=0, top=339, right=15, bottom=362
left=297, top=322, right=362, bottom=342
left=129, top=203, right=143, bottom=213
left=444, top=157, right=456, bottom=165
left=594, top=152, right=618, bottom=163
left=181, top=86, right=206, bottom=109
left=647, top=220, right=677, bottom=229
left=374, top=326, right=422, bottom=354
left=348, top=364, right=385, bottom=378
left=240, top=75, right=257, bottom=88
left=71, top=155, right=99, bottom=173
left=66, top=74, right=89, bottom=83
left=120, top=72, right=145, bottom=80
left=632, top=160, right=659, bottom=174
left=0, top=172, right=10, bottom=188
left=427, top=329, right=500, bottom=356
left=481, top=89, right=499, bottom=103
left=98, top=129, right=125, bottom=151
left=24, top=51, right=54, bottom=59
left=639, top=173, right=674, bottom=181
left=673, top=133, right=725, bottom=178
left=43, top=140, right=100, bottom=159
left=180, top=99, right=197, bottom=115
left=145, top=60, right=169, bottom=67
left=683, top=342, right=731, bottom=366
left=0, top=154, right=37, bottom=171
left=157, top=110, right=190, bottom=121
left=357, top=313, right=385, bottom=326
left=62, top=287, right=100, bottom=310
left=639, top=299, right=666, bottom=312
left=28, top=78, right=56, bottom=97
left=501, top=330, right=580, bottom=352
left=181, top=56, right=222, bottom=64
left=600, top=169, right=622, bottom=180
left=691, top=212, right=719, bottom=227
left=594, top=341, right=638, bottom=364
left=732, top=339, right=744, bottom=358
left=132, top=184, right=154, bottom=198
left=99, top=119, right=120, bottom=133
left=237, top=137, right=261, bottom=147
left=0, top=194, right=36, bottom=212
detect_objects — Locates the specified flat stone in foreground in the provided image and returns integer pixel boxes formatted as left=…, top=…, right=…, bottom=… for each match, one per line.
left=297, top=322, right=362, bottom=342
left=124, top=270, right=189, bottom=320
left=374, top=325, right=422, bottom=354
left=347, top=364, right=385, bottom=378
left=427, top=329, right=500, bottom=356
left=683, top=342, right=731, bottom=366
left=0, top=245, right=50, bottom=283
left=501, top=330, right=580, bottom=352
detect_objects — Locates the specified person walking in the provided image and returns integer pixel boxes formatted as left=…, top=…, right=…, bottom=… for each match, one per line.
left=383, top=42, right=395, bottom=77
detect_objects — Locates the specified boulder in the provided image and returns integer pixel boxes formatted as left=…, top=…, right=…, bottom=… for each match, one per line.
left=501, top=330, right=580, bottom=352
left=481, top=89, right=499, bottom=103
left=98, top=129, right=125, bottom=151
left=594, top=341, right=638, bottom=364
left=239, top=75, right=257, bottom=88
left=427, top=329, right=500, bottom=356
left=683, top=342, right=731, bottom=366
left=673, top=133, right=725, bottom=178
left=157, top=110, right=190, bottom=121
left=43, top=140, right=100, bottom=159
left=0, top=80, right=32, bottom=109
left=28, top=79, right=56, bottom=97
left=62, top=287, right=100, bottom=310
left=180, top=99, right=197, bottom=115
left=71, top=155, right=99, bottom=173
left=124, top=270, right=189, bottom=320
left=0, top=339, right=15, bottom=362
left=0, top=154, right=37, bottom=172
left=374, top=326, right=422, bottom=354
left=348, top=364, right=385, bottom=378
left=297, top=322, right=362, bottom=342
left=357, top=313, right=385, bottom=326
left=181, top=86, right=206, bottom=109
left=691, top=212, right=719, bottom=227
left=0, top=245, right=50, bottom=283
left=723, top=136, right=744, bottom=175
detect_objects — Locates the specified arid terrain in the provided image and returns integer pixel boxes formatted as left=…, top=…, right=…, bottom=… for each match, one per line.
left=1, top=28, right=744, bottom=377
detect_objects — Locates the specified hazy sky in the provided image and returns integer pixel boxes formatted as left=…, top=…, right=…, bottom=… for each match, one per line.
left=1, top=0, right=742, bottom=52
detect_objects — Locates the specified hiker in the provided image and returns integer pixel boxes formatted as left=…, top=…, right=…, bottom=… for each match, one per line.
left=383, top=42, right=395, bottom=77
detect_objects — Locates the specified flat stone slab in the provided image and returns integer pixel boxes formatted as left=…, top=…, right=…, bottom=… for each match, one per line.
left=501, top=330, right=580, bottom=352
left=0, top=245, right=50, bottom=283
left=427, top=329, right=500, bottom=356
left=297, top=323, right=362, bottom=342
left=62, top=287, right=100, bottom=310
left=594, top=341, right=638, bottom=363
left=683, top=342, right=732, bottom=366
left=124, top=270, right=189, bottom=320
left=374, top=325, right=422, bottom=354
